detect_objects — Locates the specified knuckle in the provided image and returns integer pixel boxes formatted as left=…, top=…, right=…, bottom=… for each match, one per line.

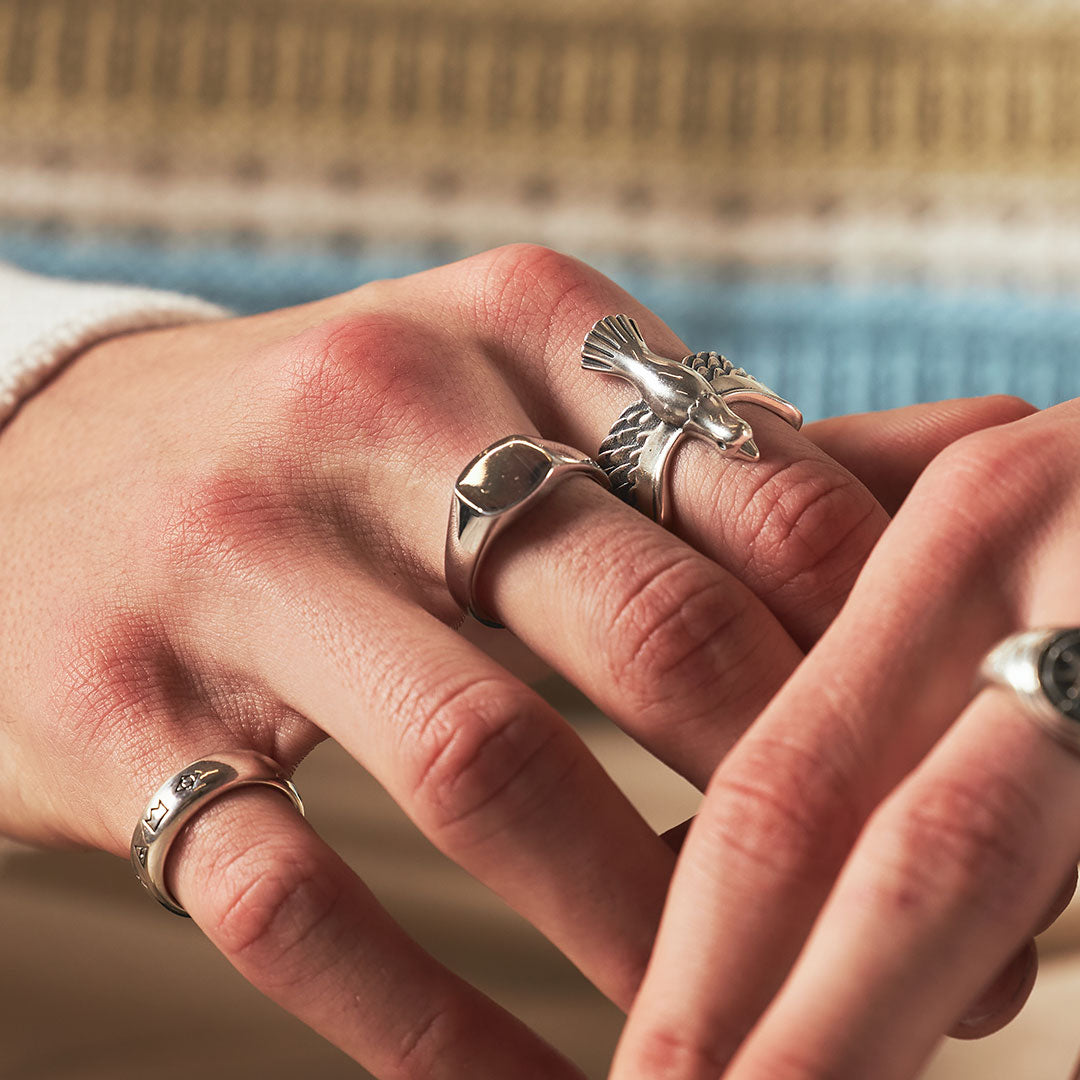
left=735, top=1047, right=834, bottom=1080
left=919, top=426, right=1051, bottom=562
left=703, top=734, right=863, bottom=881
left=153, top=470, right=302, bottom=582
left=467, top=242, right=599, bottom=340
left=980, top=394, right=1038, bottom=424
left=605, top=549, right=747, bottom=709
left=255, top=311, right=433, bottom=449
left=870, top=772, right=1043, bottom=924
left=46, top=611, right=171, bottom=840
left=394, top=1003, right=483, bottom=1078
left=405, top=676, right=574, bottom=845
left=209, top=837, right=341, bottom=981
left=737, top=460, right=882, bottom=608
left=627, top=1025, right=732, bottom=1080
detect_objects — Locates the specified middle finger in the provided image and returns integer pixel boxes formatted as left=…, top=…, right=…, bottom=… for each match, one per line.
left=422, top=243, right=891, bottom=648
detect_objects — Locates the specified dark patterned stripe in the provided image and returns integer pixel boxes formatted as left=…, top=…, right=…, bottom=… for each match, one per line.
left=1, top=0, right=1078, bottom=170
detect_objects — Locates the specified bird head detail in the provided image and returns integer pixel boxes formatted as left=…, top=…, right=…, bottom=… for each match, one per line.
left=684, top=396, right=759, bottom=459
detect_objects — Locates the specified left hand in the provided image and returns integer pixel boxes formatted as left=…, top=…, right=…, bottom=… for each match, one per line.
left=612, top=397, right=1080, bottom=1079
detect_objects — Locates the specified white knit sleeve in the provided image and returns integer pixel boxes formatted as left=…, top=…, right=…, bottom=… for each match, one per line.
left=0, top=263, right=231, bottom=429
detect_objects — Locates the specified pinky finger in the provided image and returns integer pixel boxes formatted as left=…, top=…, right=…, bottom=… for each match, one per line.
left=167, top=785, right=583, bottom=1080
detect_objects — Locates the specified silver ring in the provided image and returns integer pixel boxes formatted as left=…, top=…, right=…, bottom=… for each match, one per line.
left=130, top=750, right=305, bottom=917
left=979, top=628, right=1080, bottom=753
left=445, top=434, right=609, bottom=628
left=583, top=314, right=803, bottom=524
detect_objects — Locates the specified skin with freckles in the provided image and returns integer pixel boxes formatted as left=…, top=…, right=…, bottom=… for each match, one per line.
left=0, top=244, right=1053, bottom=1077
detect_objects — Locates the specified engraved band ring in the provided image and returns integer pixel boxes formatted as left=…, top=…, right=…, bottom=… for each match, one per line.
left=130, top=750, right=305, bottom=917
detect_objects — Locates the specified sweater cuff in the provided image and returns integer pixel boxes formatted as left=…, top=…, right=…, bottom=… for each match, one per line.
left=0, top=264, right=231, bottom=428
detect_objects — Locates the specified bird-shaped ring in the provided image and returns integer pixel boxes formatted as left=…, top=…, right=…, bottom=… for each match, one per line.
left=583, top=314, right=803, bottom=524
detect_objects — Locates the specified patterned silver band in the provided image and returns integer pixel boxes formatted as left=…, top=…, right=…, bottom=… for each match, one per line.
left=444, top=434, right=609, bottom=628
left=130, top=750, right=305, bottom=917
left=979, top=628, right=1080, bottom=753
left=583, top=315, right=802, bottom=524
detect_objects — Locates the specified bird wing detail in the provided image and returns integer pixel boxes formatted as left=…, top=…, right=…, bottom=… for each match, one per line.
left=596, top=399, right=678, bottom=512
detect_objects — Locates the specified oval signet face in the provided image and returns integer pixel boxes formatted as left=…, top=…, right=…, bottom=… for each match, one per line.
left=456, top=438, right=554, bottom=514
left=1041, top=629, right=1080, bottom=722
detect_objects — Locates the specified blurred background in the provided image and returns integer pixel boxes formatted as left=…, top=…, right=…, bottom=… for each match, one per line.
left=2, top=1, right=1080, bottom=1078
left=2, top=0, right=1079, bottom=417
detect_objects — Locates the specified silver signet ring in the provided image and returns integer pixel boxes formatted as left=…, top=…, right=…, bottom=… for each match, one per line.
left=445, top=435, right=609, bottom=628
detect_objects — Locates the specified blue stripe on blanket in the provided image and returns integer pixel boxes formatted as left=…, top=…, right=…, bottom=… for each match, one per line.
left=2, top=226, right=1077, bottom=422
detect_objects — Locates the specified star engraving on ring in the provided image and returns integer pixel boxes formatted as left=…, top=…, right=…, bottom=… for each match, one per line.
left=174, top=770, right=204, bottom=794
left=144, top=800, right=169, bottom=831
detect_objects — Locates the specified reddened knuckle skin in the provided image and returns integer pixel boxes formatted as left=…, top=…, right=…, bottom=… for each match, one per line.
left=154, top=471, right=302, bottom=581
left=628, top=1026, right=732, bottom=1080
left=405, top=677, right=572, bottom=844
left=47, top=611, right=177, bottom=793
left=468, top=242, right=598, bottom=337
left=925, top=426, right=1046, bottom=519
left=703, top=735, right=862, bottom=881
left=872, top=774, right=1043, bottom=924
left=735, top=1047, right=834, bottom=1080
left=913, top=426, right=1053, bottom=577
left=257, top=311, right=433, bottom=448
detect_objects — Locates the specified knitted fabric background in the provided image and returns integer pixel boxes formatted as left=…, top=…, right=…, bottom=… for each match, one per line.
left=1, top=0, right=1078, bottom=419
left=4, top=5, right=1080, bottom=1080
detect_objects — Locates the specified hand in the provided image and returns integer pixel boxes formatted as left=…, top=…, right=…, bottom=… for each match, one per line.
left=611, top=397, right=1080, bottom=1079
left=0, top=243, right=1008, bottom=1077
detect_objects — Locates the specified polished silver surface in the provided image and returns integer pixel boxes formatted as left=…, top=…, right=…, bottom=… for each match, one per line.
left=979, top=628, right=1080, bottom=753
left=584, top=314, right=803, bottom=523
left=445, top=435, right=609, bottom=627
left=130, top=750, right=305, bottom=917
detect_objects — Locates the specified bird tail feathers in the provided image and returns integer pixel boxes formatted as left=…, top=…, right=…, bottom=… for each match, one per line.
left=581, top=314, right=648, bottom=372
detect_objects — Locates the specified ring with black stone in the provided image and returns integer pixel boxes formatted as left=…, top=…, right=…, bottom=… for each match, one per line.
left=979, top=628, right=1080, bottom=753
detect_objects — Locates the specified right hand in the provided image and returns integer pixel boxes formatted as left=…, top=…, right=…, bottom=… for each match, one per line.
left=0, top=244, right=1028, bottom=1076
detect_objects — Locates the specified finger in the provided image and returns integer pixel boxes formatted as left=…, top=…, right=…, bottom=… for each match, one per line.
left=612, top=406, right=1075, bottom=1076
left=168, top=785, right=584, bottom=1080
left=245, top=309, right=803, bottom=792
left=949, top=868, right=1073, bottom=1040
left=950, top=941, right=1038, bottom=1040
left=477, top=477, right=804, bottom=787
left=412, top=244, right=890, bottom=647
left=232, top=559, right=677, bottom=1010
left=720, top=692, right=1080, bottom=1080
left=1035, top=865, right=1078, bottom=935
left=804, top=396, right=1037, bottom=513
